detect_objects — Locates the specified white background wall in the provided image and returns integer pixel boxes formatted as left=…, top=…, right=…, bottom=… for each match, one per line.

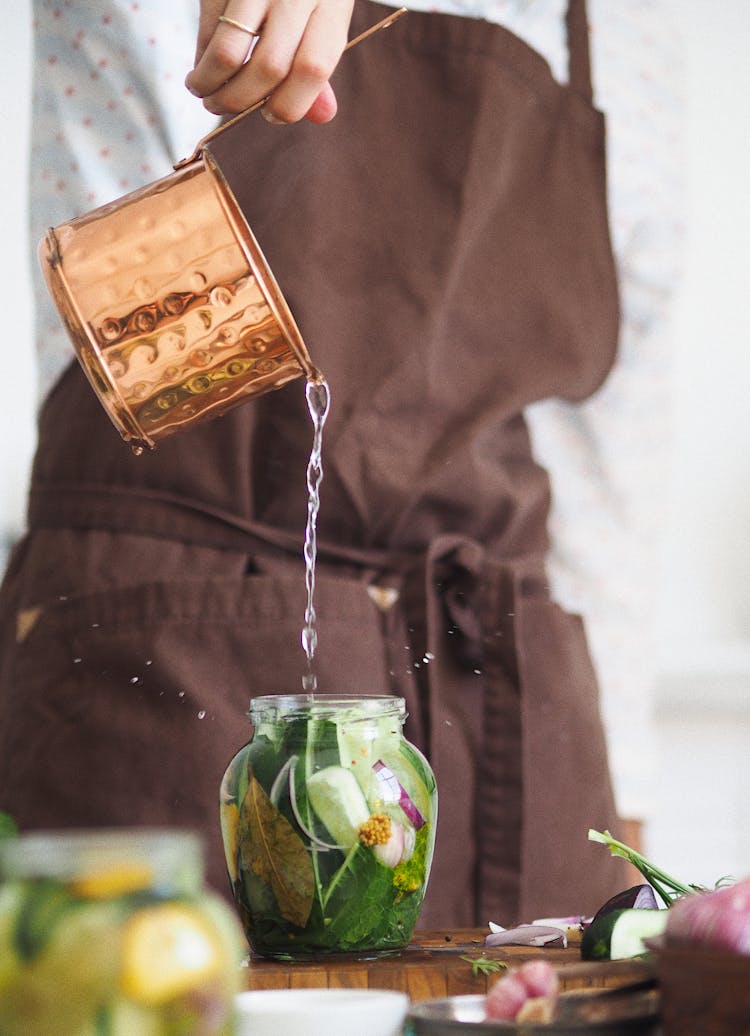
left=646, top=0, right=750, bottom=890
left=1, top=2, right=749, bottom=891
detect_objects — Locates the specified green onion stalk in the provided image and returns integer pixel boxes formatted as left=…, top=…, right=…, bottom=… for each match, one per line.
left=588, top=829, right=707, bottom=908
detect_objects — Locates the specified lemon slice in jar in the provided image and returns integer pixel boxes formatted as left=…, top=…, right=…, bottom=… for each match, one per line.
left=219, top=801, right=240, bottom=885
left=120, top=903, right=221, bottom=1006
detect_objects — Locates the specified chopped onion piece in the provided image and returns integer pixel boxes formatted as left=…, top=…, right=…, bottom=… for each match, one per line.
left=486, top=924, right=567, bottom=949
left=270, top=755, right=296, bottom=806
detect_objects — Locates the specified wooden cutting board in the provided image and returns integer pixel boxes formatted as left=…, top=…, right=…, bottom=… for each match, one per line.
left=242, top=929, right=655, bottom=1003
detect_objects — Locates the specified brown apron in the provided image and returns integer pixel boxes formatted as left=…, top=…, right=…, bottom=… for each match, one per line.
left=0, top=0, right=630, bottom=924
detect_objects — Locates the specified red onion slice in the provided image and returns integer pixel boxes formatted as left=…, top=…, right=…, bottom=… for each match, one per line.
left=373, top=760, right=426, bottom=829
left=486, top=925, right=567, bottom=949
left=532, top=915, right=588, bottom=928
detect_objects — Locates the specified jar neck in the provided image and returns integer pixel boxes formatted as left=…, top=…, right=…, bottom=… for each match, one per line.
left=0, top=829, right=204, bottom=896
left=248, top=694, right=406, bottom=727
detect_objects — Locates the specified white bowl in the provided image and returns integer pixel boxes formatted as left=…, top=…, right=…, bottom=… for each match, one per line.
left=234, top=988, right=410, bottom=1036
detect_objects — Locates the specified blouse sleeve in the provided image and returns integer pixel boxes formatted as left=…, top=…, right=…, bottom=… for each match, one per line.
left=30, top=0, right=218, bottom=405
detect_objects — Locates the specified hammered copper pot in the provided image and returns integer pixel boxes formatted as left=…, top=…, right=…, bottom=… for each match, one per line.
left=40, top=148, right=316, bottom=454
left=38, top=9, right=405, bottom=453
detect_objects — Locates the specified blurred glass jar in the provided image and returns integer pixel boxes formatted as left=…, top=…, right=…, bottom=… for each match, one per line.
left=0, top=828, right=246, bottom=1035
left=220, top=694, right=438, bottom=960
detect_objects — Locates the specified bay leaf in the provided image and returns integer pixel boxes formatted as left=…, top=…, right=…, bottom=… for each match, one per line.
left=239, top=770, right=314, bottom=928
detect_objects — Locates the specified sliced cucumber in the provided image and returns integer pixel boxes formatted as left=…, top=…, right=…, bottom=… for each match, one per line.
left=581, top=907, right=667, bottom=961
left=306, top=766, right=370, bottom=848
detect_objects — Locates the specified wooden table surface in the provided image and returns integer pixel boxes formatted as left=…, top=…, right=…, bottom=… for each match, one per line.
left=242, top=929, right=655, bottom=1003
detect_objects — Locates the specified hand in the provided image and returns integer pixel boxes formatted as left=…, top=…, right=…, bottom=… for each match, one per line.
left=185, top=0, right=355, bottom=124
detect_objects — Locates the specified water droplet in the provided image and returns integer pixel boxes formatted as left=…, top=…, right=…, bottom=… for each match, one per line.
left=145, top=659, right=153, bottom=666
left=305, top=378, right=330, bottom=421
left=129, top=676, right=141, bottom=685
left=423, top=652, right=435, bottom=663
left=302, top=672, right=317, bottom=693
left=91, top=623, right=100, bottom=629
left=473, top=668, right=482, bottom=676
left=197, top=709, right=206, bottom=719
left=178, top=690, right=185, bottom=698
left=73, top=657, right=82, bottom=664
left=301, top=626, right=317, bottom=658
left=58, top=595, right=68, bottom=602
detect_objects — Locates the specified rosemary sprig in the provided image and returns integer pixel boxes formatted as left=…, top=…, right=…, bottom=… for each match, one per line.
left=460, top=954, right=509, bottom=978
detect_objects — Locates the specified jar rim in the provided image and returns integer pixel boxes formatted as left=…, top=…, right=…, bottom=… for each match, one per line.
left=248, top=694, right=406, bottom=721
left=0, top=827, right=203, bottom=885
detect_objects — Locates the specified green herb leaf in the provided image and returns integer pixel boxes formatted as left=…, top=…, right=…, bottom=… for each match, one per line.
left=321, top=842, right=424, bottom=951
left=0, top=812, right=17, bottom=839
left=588, top=828, right=703, bottom=907
left=239, top=770, right=314, bottom=928
left=460, top=955, right=508, bottom=978
left=323, top=844, right=396, bottom=945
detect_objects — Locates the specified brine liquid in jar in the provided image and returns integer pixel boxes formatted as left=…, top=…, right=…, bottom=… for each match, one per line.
left=219, top=694, right=437, bottom=960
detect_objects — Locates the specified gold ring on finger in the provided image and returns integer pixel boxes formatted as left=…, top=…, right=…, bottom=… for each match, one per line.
left=218, top=15, right=261, bottom=37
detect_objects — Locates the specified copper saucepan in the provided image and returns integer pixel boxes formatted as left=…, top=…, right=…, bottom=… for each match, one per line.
left=39, top=9, right=405, bottom=454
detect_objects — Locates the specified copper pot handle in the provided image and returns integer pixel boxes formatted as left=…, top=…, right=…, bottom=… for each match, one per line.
left=174, top=7, right=407, bottom=171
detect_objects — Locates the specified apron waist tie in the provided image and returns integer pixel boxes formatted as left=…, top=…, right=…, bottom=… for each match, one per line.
left=403, top=534, right=534, bottom=924
left=29, top=480, right=412, bottom=570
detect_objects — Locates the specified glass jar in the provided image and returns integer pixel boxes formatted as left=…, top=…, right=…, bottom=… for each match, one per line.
left=0, top=828, right=246, bottom=1035
left=220, top=694, right=438, bottom=960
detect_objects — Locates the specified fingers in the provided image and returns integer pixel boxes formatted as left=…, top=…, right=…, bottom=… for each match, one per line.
left=185, top=0, right=354, bottom=124
left=188, top=1, right=265, bottom=101
left=257, top=1, right=351, bottom=124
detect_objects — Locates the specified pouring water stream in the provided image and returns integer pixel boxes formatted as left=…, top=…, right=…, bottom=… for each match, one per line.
left=301, top=376, right=331, bottom=692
